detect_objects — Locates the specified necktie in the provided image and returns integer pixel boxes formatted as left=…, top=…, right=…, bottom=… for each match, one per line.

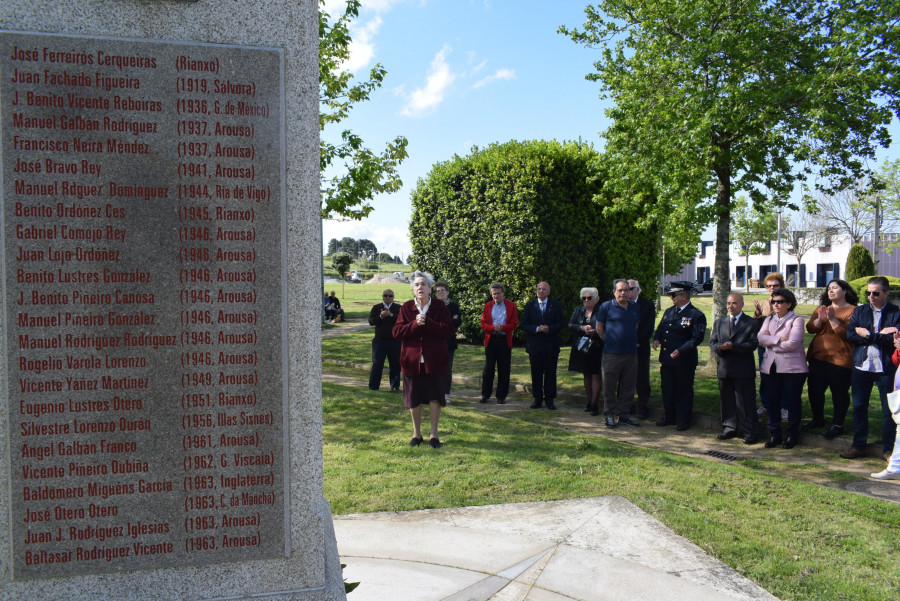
left=732, top=316, right=738, bottom=329
left=540, top=301, right=545, bottom=315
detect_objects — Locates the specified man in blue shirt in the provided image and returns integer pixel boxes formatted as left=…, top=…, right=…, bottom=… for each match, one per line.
left=597, top=279, right=642, bottom=427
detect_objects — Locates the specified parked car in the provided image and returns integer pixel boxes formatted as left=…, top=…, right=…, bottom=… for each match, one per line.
left=664, top=280, right=703, bottom=294
left=700, top=278, right=714, bottom=291
left=347, top=270, right=362, bottom=283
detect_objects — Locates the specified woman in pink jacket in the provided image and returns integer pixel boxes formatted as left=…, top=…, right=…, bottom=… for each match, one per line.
left=757, top=288, right=808, bottom=449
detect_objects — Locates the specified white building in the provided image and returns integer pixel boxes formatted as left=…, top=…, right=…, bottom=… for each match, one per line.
left=668, top=233, right=900, bottom=288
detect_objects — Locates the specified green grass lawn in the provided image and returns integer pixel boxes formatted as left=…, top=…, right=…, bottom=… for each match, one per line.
left=322, top=382, right=900, bottom=601
left=322, top=283, right=888, bottom=442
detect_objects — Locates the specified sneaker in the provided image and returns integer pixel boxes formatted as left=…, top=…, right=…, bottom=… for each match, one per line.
left=757, top=406, right=767, bottom=415
left=870, top=469, right=900, bottom=480
left=780, top=409, right=789, bottom=421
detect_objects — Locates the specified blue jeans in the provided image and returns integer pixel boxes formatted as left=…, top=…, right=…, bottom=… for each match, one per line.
left=850, top=369, right=896, bottom=452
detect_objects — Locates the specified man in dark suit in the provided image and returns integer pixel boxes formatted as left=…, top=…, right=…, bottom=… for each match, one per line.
left=653, top=284, right=707, bottom=430
left=520, top=281, right=565, bottom=410
left=710, top=293, right=759, bottom=444
left=367, top=289, right=401, bottom=391
left=842, top=276, right=900, bottom=460
left=628, top=279, right=657, bottom=420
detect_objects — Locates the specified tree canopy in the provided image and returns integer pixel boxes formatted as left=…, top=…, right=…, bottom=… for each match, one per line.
left=410, top=139, right=660, bottom=341
left=319, top=0, right=408, bottom=220
left=730, top=197, right=778, bottom=291
left=562, top=0, right=899, bottom=320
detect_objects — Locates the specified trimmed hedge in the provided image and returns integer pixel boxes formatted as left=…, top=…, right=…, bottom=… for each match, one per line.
left=409, top=140, right=660, bottom=343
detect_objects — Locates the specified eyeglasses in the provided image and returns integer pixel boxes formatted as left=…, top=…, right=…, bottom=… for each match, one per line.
left=771, top=299, right=788, bottom=304
left=383, top=294, right=394, bottom=297
left=866, top=291, right=882, bottom=297
left=581, top=296, right=594, bottom=301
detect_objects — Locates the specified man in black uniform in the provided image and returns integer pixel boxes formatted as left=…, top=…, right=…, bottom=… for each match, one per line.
left=368, top=289, right=401, bottom=391
left=628, top=279, right=657, bottom=420
left=653, top=285, right=707, bottom=430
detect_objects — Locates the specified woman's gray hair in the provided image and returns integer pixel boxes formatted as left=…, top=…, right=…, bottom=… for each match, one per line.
left=579, top=287, right=599, bottom=299
left=409, top=270, right=434, bottom=288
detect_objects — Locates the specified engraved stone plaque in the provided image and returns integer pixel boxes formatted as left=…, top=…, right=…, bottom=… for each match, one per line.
left=1, top=31, right=288, bottom=580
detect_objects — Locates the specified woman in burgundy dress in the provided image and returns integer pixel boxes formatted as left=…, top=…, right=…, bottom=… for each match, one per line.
left=392, top=271, right=454, bottom=448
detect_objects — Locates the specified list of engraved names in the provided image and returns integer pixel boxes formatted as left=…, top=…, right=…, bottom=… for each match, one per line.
left=1, top=32, right=287, bottom=580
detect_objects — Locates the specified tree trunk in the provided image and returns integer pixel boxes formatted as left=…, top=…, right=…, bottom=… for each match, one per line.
left=712, top=169, right=732, bottom=324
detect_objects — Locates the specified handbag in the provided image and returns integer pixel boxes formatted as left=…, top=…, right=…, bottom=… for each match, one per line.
left=577, top=336, right=593, bottom=354
left=888, top=390, right=900, bottom=425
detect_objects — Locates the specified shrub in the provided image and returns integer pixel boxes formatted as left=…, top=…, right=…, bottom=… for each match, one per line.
left=409, top=140, right=660, bottom=342
left=845, top=243, right=875, bottom=282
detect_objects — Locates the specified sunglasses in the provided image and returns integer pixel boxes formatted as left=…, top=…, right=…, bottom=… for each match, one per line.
left=383, top=294, right=394, bottom=297
left=771, top=299, right=788, bottom=304
left=866, top=291, right=882, bottom=297
left=581, top=296, right=594, bottom=301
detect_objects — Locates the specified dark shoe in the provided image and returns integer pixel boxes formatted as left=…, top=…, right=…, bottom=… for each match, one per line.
left=529, top=401, right=543, bottom=409
left=782, top=437, right=797, bottom=449
left=717, top=430, right=738, bottom=440
left=479, top=397, right=489, bottom=404
left=429, top=437, right=441, bottom=449
left=369, top=386, right=379, bottom=391
left=802, top=419, right=826, bottom=430
left=605, top=415, right=616, bottom=428
left=590, top=405, right=600, bottom=416
left=497, top=399, right=506, bottom=405
left=764, top=436, right=782, bottom=448
left=822, top=425, right=844, bottom=440
left=619, top=416, right=641, bottom=427
left=390, top=386, right=400, bottom=392
left=638, top=409, right=651, bottom=420
left=584, top=404, right=591, bottom=412
left=656, top=420, right=673, bottom=427
left=676, top=424, right=689, bottom=431
left=840, top=447, right=866, bottom=459
left=546, top=399, right=557, bottom=411
left=742, top=435, right=758, bottom=445
left=409, top=437, right=423, bottom=447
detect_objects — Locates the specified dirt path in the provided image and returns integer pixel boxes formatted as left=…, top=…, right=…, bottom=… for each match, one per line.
left=321, top=355, right=900, bottom=505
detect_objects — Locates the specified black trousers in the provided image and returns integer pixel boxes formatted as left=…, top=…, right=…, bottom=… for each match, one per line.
left=807, top=357, right=852, bottom=426
left=660, top=364, right=696, bottom=427
left=482, top=336, right=511, bottom=401
left=528, top=346, right=559, bottom=402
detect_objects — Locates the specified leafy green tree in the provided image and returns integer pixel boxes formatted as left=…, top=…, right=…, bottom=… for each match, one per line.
left=331, top=252, right=352, bottom=280
left=561, top=0, right=899, bottom=321
left=336, top=236, right=358, bottom=257
left=357, top=238, right=378, bottom=260
left=326, top=238, right=341, bottom=255
left=731, top=197, right=778, bottom=292
left=319, top=0, right=408, bottom=219
left=845, top=244, right=876, bottom=282
left=410, top=140, right=660, bottom=341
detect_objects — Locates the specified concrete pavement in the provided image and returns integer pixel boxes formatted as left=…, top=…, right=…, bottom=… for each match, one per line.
left=335, top=497, right=779, bottom=601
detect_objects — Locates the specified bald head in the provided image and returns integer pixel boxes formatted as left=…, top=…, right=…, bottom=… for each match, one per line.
left=726, top=293, right=744, bottom=317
